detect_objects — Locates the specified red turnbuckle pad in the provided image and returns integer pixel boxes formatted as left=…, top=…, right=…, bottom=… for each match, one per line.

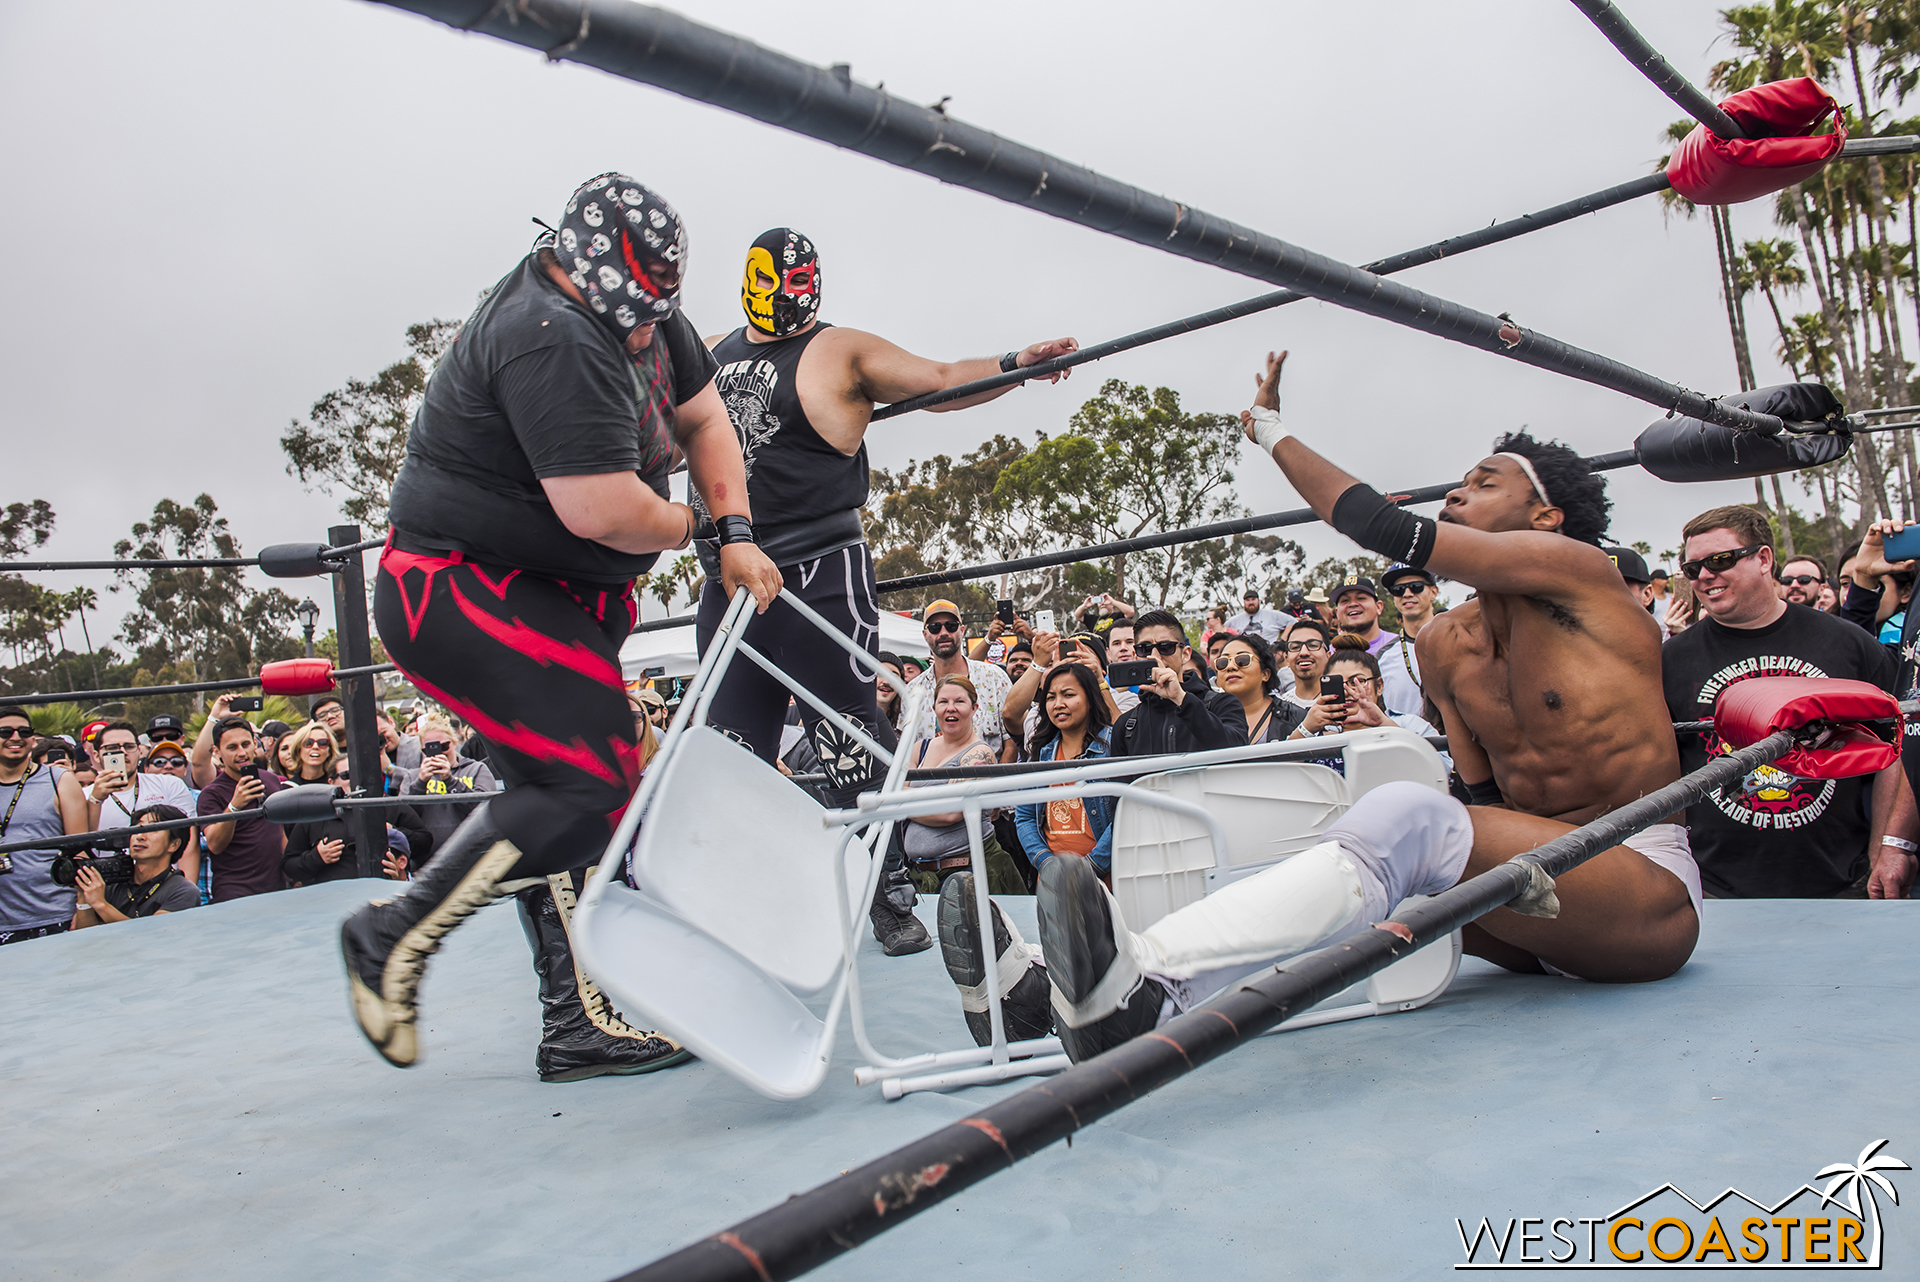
left=260, top=657, right=337, bottom=697
left=1666, top=79, right=1846, bottom=206
left=1713, top=676, right=1901, bottom=779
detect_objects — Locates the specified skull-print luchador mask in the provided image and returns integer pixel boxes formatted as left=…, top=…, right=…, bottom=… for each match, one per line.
left=741, top=227, right=819, bottom=337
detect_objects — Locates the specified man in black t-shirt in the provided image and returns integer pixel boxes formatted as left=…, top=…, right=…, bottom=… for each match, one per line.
left=343, top=174, right=780, bottom=1080
left=1662, top=505, right=1901, bottom=898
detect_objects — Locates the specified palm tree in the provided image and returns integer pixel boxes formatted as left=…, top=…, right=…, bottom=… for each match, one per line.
left=62, top=586, right=101, bottom=690
left=1817, top=1138, right=1909, bottom=1266
left=1737, top=237, right=1814, bottom=554
left=1656, top=123, right=1758, bottom=394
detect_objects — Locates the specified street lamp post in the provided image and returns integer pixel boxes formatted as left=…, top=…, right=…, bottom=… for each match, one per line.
left=296, top=598, right=320, bottom=713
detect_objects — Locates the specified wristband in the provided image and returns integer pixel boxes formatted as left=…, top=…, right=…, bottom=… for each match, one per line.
left=1246, top=405, right=1290, bottom=453
left=1883, top=835, right=1919, bottom=853
left=999, top=351, right=1022, bottom=374
left=714, top=514, right=756, bottom=546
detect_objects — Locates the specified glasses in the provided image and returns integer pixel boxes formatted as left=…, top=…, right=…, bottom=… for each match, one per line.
left=924, top=619, right=961, bottom=634
left=304, top=737, right=332, bottom=751
left=0, top=726, right=34, bottom=740
left=1218, top=652, right=1258, bottom=670
left=148, top=756, right=187, bottom=769
left=422, top=741, right=451, bottom=757
left=1681, top=545, right=1765, bottom=579
left=1139, top=640, right=1183, bottom=657
left=1285, top=639, right=1328, bottom=653
left=1779, top=574, right=1822, bottom=587
left=1385, top=582, right=1429, bottom=596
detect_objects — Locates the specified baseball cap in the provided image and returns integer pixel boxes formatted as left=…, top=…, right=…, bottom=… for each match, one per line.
left=1604, top=546, right=1653, bottom=585
left=1379, top=564, right=1436, bottom=589
left=922, top=599, right=962, bottom=622
left=146, top=713, right=187, bottom=742
left=79, top=719, right=111, bottom=745
left=1650, top=567, right=1671, bottom=581
left=1330, top=578, right=1380, bottom=603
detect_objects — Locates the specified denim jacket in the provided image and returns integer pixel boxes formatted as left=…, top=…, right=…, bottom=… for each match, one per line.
left=1015, top=727, right=1115, bottom=873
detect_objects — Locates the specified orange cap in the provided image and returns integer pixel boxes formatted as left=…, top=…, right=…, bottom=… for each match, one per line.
left=921, top=599, right=962, bottom=622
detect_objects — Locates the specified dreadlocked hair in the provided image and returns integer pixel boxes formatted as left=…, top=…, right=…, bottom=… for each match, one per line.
left=1490, top=430, right=1610, bottom=545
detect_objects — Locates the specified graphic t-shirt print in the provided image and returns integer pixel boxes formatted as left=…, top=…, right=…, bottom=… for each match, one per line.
left=1696, top=654, right=1835, bottom=831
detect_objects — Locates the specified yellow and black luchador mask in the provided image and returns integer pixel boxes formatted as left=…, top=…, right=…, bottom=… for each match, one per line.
left=741, top=228, right=820, bottom=337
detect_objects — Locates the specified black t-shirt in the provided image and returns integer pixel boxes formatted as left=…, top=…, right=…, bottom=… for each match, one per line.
left=104, top=868, right=200, bottom=917
left=1661, top=606, right=1897, bottom=898
left=388, top=254, right=718, bottom=583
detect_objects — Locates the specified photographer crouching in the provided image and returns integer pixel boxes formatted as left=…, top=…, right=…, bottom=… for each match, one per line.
left=70, top=804, right=201, bottom=927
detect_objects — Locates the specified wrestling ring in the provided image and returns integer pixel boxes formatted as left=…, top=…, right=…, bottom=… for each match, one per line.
left=3, top=1, right=1918, bottom=1279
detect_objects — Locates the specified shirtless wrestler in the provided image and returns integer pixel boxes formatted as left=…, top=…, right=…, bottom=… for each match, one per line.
left=1034, top=351, right=1697, bottom=1062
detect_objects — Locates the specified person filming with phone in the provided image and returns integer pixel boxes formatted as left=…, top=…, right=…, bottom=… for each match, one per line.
left=86, top=720, right=193, bottom=836
left=71, top=804, right=202, bottom=927
left=194, top=717, right=287, bottom=902
left=404, top=714, right=499, bottom=851
left=1287, top=635, right=1438, bottom=741
left=1108, top=610, right=1249, bottom=757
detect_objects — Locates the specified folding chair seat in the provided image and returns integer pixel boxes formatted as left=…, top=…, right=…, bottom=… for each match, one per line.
left=571, top=726, right=871, bottom=1099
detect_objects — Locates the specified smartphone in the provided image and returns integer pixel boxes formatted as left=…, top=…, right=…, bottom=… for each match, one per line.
left=1108, top=659, right=1158, bottom=688
left=101, top=748, right=129, bottom=775
left=1034, top=609, right=1056, bottom=634
left=230, top=695, right=264, bottom=712
left=238, top=763, right=260, bottom=781
left=1320, top=672, right=1346, bottom=703
left=1885, top=524, right=1920, bottom=564
left=996, top=598, right=1016, bottom=624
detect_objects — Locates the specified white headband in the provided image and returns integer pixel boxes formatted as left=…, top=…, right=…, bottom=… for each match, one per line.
left=1494, top=452, right=1553, bottom=507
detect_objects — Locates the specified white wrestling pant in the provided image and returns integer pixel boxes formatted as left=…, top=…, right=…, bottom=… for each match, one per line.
left=1142, top=789, right=1703, bottom=1009
left=1125, top=782, right=1475, bottom=1017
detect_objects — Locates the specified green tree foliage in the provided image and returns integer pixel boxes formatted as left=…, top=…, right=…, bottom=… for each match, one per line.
left=865, top=383, right=1307, bottom=620
left=111, top=495, right=304, bottom=706
left=0, top=501, right=105, bottom=699
left=281, top=319, right=460, bottom=527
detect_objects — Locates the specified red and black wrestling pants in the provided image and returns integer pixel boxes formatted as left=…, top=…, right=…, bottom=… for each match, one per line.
left=375, top=533, right=640, bottom=877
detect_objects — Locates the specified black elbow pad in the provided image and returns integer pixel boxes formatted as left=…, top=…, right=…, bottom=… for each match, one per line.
left=1330, top=484, right=1437, bottom=567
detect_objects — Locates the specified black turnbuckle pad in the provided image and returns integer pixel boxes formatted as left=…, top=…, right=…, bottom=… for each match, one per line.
left=263, top=784, right=341, bottom=826
left=258, top=543, right=335, bottom=579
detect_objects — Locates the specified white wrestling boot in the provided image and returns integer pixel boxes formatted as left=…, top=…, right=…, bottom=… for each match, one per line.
left=1035, top=843, right=1369, bottom=1063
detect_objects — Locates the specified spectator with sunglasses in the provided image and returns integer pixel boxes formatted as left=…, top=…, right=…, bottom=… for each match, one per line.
left=1776, top=554, right=1830, bottom=609
left=901, top=600, right=1014, bottom=763
left=1375, top=565, right=1438, bottom=714
left=1662, top=505, right=1907, bottom=900
left=1109, top=610, right=1249, bottom=757
left=404, top=714, right=499, bottom=851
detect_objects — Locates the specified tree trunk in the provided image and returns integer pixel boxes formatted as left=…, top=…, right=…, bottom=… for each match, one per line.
left=1762, top=286, right=1801, bottom=379
left=1848, top=31, right=1910, bottom=391
left=1711, top=205, right=1757, bottom=390
left=1788, top=186, right=1867, bottom=405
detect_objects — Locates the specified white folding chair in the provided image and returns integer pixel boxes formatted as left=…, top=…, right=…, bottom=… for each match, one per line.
left=1110, top=727, right=1462, bottom=1031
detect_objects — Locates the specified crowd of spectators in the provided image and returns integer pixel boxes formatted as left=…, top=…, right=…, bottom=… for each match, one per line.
left=1, top=500, right=1913, bottom=952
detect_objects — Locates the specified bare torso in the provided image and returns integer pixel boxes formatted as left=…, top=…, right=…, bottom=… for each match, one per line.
left=1420, top=581, right=1680, bottom=826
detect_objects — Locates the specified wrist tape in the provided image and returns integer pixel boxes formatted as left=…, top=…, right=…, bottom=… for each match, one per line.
left=1246, top=405, right=1289, bottom=453
left=714, top=514, right=756, bottom=546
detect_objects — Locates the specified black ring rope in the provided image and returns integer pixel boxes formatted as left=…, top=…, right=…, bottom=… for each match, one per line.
left=614, top=728, right=1804, bottom=1281
left=376, top=0, right=1803, bottom=436
left=1567, top=0, right=1746, bottom=138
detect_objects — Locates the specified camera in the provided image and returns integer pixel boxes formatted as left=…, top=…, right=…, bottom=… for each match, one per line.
left=52, top=851, right=136, bottom=887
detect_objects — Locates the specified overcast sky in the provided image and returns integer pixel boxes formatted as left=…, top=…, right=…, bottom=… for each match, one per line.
left=1, top=0, right=1801, bottom=635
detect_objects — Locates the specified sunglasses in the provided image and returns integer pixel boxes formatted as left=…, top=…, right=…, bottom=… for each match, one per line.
left=0, top=726, right=35, bottom=740
left=924, top=619, right=961, bottom=634
left=1778, top=574, right=1822, bottom=587
left=148, top=756, right=188, bottom=768
left=1285, top=639, right=1328, bottom=653
left=1681, top=545, right=1766, bottom=580
left=1138, top=640, right=1184, bottom=657
left=1385, top=582, right=1429, bottom=596
left=1218, top=652, right=1259, bottom=670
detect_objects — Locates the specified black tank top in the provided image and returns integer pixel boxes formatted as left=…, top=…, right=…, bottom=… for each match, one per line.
left=702, top=323, right=870, bottom=569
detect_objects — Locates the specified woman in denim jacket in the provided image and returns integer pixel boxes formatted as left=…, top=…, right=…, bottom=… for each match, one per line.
left=1015, top=663, right=1117, bottom=878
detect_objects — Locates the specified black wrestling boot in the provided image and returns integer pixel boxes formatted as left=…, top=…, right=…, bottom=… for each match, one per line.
left=520, top=870, right=693, bottom=1083
left=937, top=872, right=1053, bottom=1047
left=340, top=803, right=530, bottom=1068
left=1035, top=855, right=1166, bottom=1064
left=868, top=836, right=932, bottom=956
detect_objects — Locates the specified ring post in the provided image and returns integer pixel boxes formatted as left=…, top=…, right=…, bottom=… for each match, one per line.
left=328, top=524, right=385, bottom=878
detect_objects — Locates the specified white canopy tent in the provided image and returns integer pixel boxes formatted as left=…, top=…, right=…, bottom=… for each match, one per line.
left=620, top=609, right=932, bottom=681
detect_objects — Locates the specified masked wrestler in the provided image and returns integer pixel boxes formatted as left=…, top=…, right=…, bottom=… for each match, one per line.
left=1035, top=351, right=1700, bottom=1061
left=697, top=228, right=1078, bottom=956
left=340, top=174, right=782, bottom=1079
